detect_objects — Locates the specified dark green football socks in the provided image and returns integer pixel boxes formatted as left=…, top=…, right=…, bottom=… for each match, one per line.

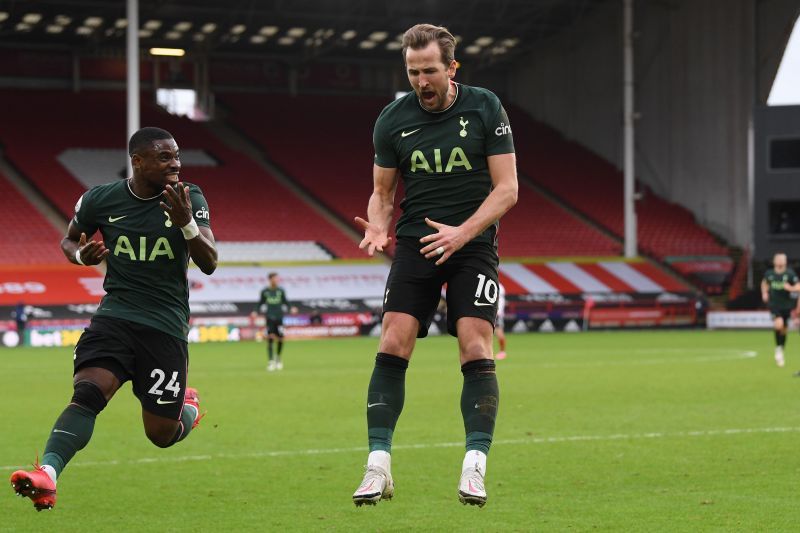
left=461, top=359, right=499, bottom=455
left=366, top=352, right=408, bottom=452
left=165, top=404, right=199, bottom=446
left=776, top=330, right=786, bottom=347
left=42, top=405, right=96, bottom=477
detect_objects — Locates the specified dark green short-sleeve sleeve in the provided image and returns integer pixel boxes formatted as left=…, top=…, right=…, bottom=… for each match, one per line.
left=189, top=184, right=211, bottom=228
left=373, top=113, right=398, bottom=169
left=484, top=98, right=515, bottom=156
left=71, top=189, right=98, bottom=235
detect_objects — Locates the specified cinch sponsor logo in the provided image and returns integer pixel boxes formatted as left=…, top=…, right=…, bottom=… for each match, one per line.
left=495, top=122, right=512, bottom=136
left=195, top=206, right=210, bottom=220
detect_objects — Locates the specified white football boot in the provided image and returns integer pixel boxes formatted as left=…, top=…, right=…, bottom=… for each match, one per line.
left=267, top=360, right=276, bottom=372
left=776, top=346, right=785, bottom=367
left=458, top=464, right=487, bottom=507
left=352, top=465, right=394, bottom=506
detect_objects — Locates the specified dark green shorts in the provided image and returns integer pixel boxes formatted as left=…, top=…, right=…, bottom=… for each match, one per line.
left=74, top=316, right=188, bottom=420
left=770, top=308, right=793, bottom=323
left=383, top=237, right=499, bottom=338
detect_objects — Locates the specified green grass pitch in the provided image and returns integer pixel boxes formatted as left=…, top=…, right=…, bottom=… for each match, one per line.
left=2, top=330, right=800, bottom=531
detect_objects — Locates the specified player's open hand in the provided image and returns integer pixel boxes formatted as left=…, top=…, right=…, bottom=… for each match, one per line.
left=419, top=217, right=468, bottom=266
left=160, top=182, right=193, bottom=228
left=354, top=216, right=392, bottom=256
left=77, top=232, right=109, bottom=265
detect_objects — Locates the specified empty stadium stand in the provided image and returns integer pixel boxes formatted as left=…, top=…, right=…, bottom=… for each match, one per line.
left=0, top=88, right=730, bottom=273
left=0, top=169, right=64, bottom=264
left=509, top=108, right=729, bottom=261
left=0, top=89, right=363, bottom=259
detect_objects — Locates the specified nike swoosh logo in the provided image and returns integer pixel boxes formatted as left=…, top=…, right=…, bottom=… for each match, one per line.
left=474, top=301, right=494, bottom=307
left=357, top=480, right=375, bottom=493
left=401, top=128, right=421, bottom=137
left=156, top=398, right=178, bottom=405
left=53, top=429, right=78, bottom=437
left=367, top=402, right=388, bottom=408
left=108, top=215, right=127, bottom=222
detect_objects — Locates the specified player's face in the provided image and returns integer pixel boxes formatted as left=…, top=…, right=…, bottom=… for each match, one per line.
left=134, top=138, right=181, bottom=188
left=774, top=255, right=787, bottom=273
left=405, top=41, right=457, bottom=112
left=269, top=276, right=279, bottom=287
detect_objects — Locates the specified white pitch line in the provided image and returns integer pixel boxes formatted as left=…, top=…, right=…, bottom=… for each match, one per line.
left=538, top=351, right=758, bottom=368
left=3, top=426, right=798, bottom=471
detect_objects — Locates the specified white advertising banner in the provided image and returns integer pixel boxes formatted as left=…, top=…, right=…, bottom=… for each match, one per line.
left=706, top=311, right=774, bottom=330
left=188, top=265, right=390, bottom=302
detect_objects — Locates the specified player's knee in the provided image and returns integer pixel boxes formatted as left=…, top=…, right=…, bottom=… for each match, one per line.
left=460, top=337, right=493, bottom=362
left=379, top=320, right=416, bottom=355
left=70, top=380, right=108, bottom=416
left=145, top=423, right=180, bottom=448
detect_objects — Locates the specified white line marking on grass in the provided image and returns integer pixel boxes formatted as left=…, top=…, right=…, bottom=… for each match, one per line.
left=539, top=350, right=758, bottom=368
left=3, top=426, right=798, bottom=471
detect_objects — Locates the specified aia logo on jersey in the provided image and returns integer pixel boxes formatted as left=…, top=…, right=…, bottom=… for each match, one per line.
left=410, top=147, right=473, bottom=174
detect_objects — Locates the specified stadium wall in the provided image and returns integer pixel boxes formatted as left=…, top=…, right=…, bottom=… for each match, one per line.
left=510, top=0, right=800, bottom=248
left=753, top=104, right=800, bottom=260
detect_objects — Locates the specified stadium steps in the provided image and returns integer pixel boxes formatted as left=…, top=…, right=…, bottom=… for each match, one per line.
left=203, top=114, right=373, bottom=259
left=0, top=151, right=67, bottom=233
left=517, top=173, right=623, bottom=249
left=216, top=93, right=401, bottom=256
left=0, top=162, right=68, bottom=264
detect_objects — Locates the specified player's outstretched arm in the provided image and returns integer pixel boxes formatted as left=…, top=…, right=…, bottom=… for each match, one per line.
left=160, top=182, right=218, bottom=275
left=420, top=153, right=518, bottom=265
left=354, top=165, right=399, bottom=256
left=61, top=220, right=109, bottom=266
left=784, top=282, right=800, bottom=293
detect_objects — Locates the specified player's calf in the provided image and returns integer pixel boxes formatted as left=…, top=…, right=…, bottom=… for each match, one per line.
left=144, top=387, right=203, bottom=448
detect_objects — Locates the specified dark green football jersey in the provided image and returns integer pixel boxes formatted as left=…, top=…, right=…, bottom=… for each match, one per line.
left=763, top=268, right=799, bottom=311
left=258, top=286, right=288, bottom=320
left=373, top=83, right=515, bottom=245
left=71, top=179, right=211, bottom=340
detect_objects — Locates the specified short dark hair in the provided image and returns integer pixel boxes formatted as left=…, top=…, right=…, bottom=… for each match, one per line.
left=268, top=272, right=278, bottom=279
left=402, top=23, right=456, bottom=66
left=128, top=127, right=174, bottom=156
